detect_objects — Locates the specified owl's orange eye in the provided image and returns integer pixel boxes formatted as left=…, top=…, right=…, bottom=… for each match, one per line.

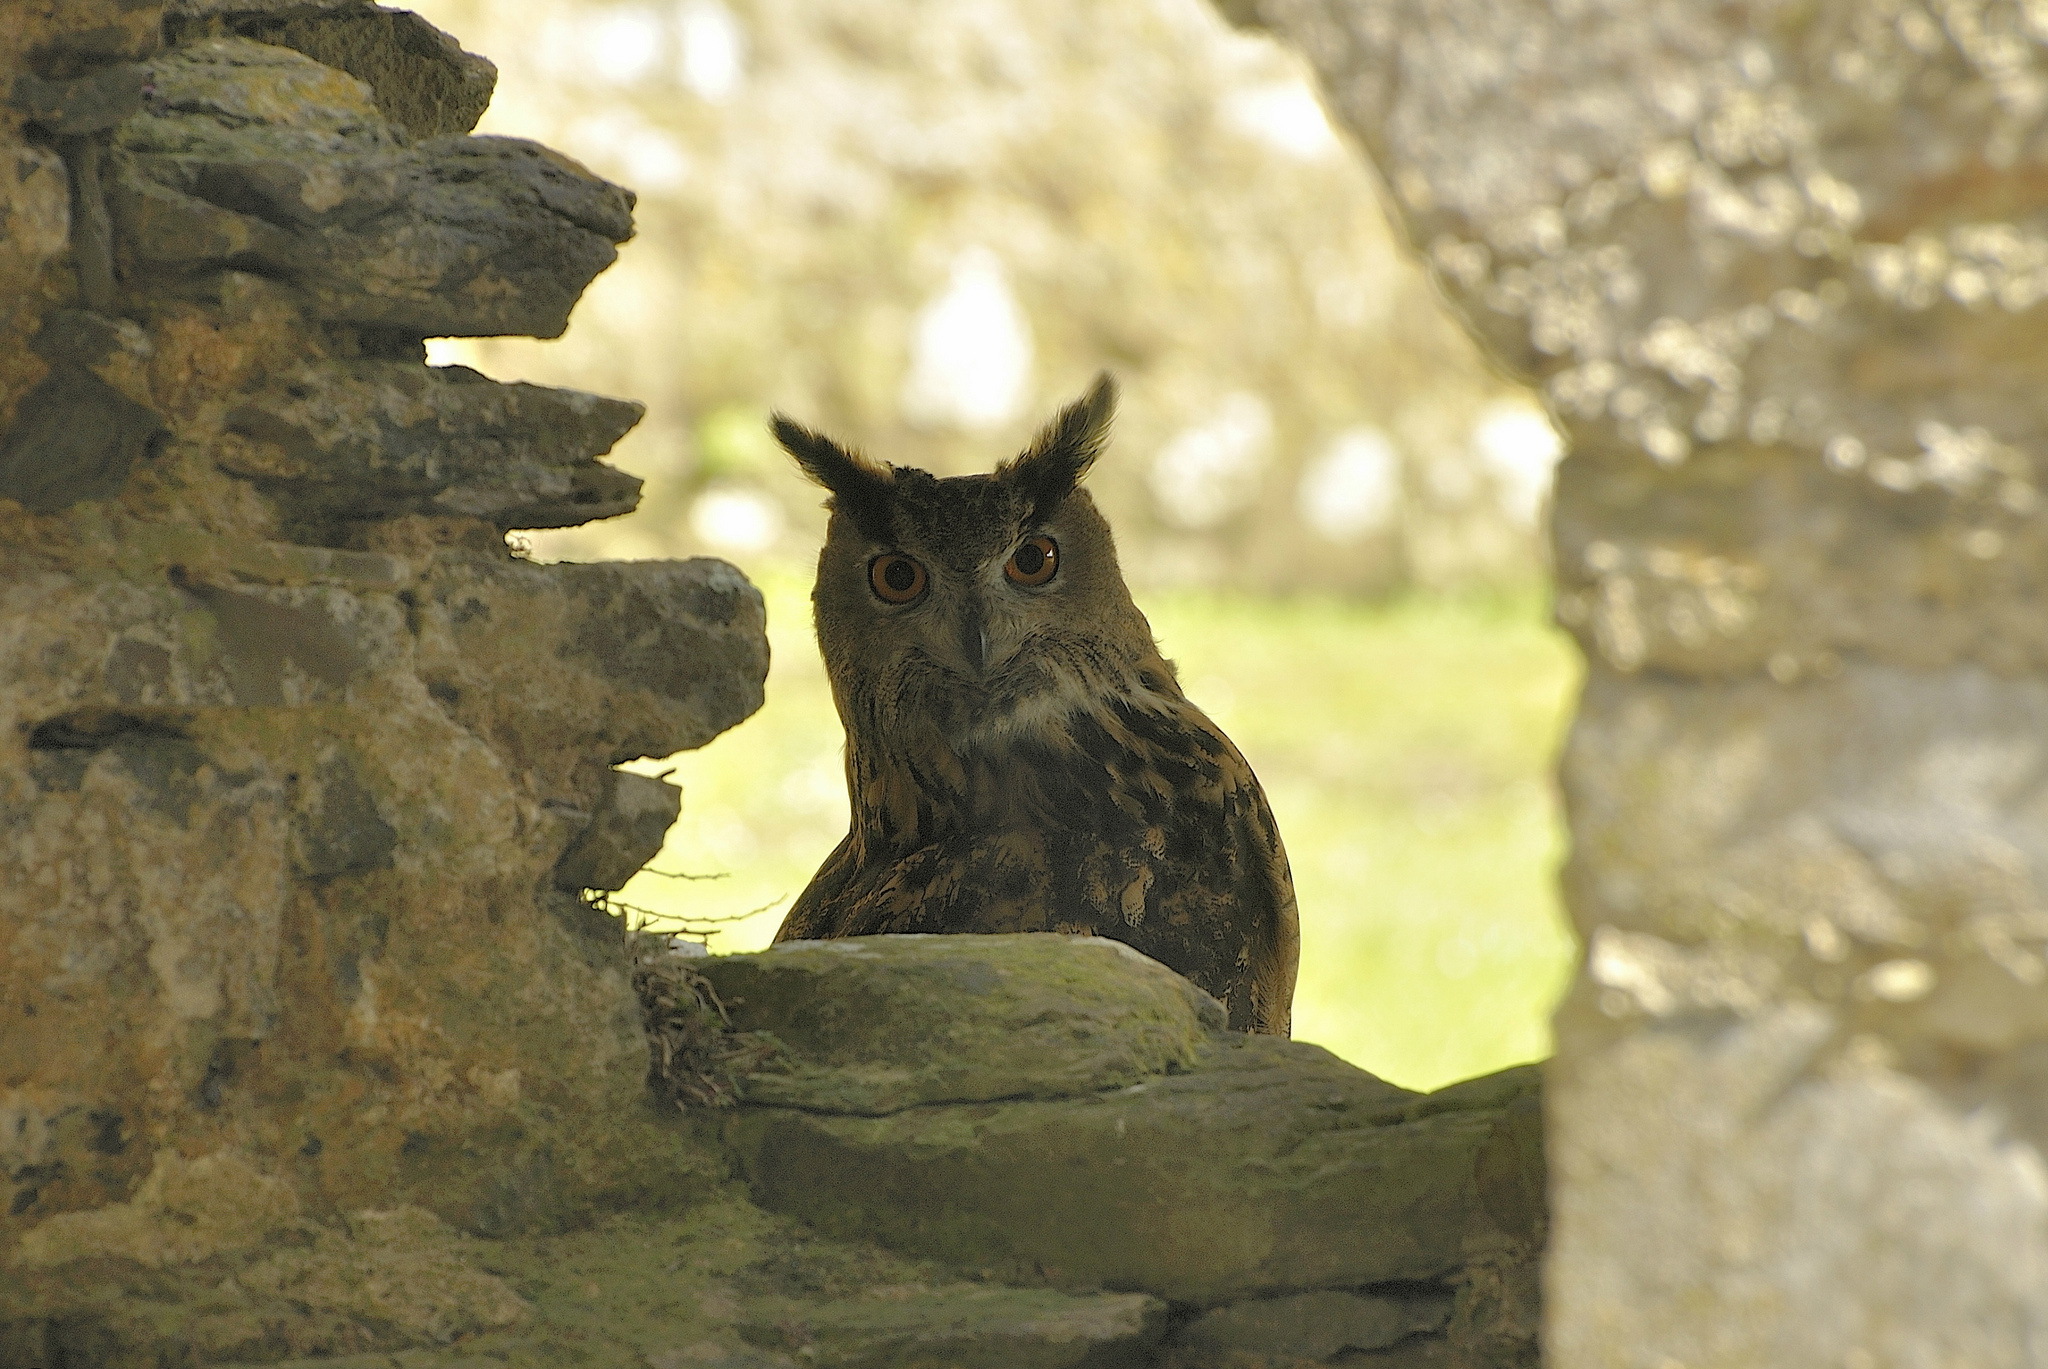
left=1005, top=535, right=1059, bottom=587
left=868, top=554, right=928, bottom=604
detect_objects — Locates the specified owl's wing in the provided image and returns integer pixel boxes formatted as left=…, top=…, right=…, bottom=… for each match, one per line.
left=774, top=833, right=860, bottom=942
left=1222, top=749, right=1300, bottom=1036
left=1088, top=694, right=1301, bottom=1035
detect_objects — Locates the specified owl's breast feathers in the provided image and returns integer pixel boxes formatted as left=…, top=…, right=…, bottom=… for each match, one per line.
left=777, top=681, right=1301, bottom=1036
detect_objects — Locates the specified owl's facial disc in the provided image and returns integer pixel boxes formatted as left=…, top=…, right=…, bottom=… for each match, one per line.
left=843, top=531, right=1080, bottom=744
left=870, top=539, right=1056, bottom=685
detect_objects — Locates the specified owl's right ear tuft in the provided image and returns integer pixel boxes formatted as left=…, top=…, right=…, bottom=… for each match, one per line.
left=772, top=414, right=896, bottom=539
left=1001, top=372, right=1117, bottom=520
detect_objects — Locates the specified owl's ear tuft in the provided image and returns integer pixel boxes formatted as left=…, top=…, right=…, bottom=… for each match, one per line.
left=1001, top=372, right=1117, bottom=518
left=772, top=414, right=896, bottom=540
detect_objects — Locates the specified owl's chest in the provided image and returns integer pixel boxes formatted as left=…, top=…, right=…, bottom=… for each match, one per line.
left=850, top=801, right=1244, bottom=938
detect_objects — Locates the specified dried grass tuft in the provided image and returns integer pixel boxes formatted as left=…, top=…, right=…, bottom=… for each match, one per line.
left=626, top=926, right=779, bottom=1109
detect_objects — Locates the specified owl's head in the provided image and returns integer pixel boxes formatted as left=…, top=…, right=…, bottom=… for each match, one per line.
left=774, top=374, right=1164, bottom=746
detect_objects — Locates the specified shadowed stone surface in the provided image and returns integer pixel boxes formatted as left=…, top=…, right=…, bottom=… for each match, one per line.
left=1173, top=1289, right=1453, bottom=1361
left=730, top=1285, right=1166, bottom=1369
left=553, top=769, right=684, bottom=894
left=0, top=364, right=166, bottom=512
left=1237, top=0, right=2048, bottom=1362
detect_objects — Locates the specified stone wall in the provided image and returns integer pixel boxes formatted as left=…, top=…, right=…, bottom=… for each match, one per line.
left=0, top=0, right=769, bottom=1353
left=1234, top=0, right=2048, bottom=1363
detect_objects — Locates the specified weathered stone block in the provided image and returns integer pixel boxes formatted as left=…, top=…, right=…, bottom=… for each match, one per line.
left=223, top=360, right=643, bottom=528
left=553, top=769, right=683, bottom=893
left=0, top=557, right=411, bottom=731
left=6, top=1165, right=530, bottom=1366
left=713, top=935, right=1540, bottom=1307
left=219, top=5, right=498, bottom=140
left=699, top=934, right=1225, bottom=1113
left=0, top=364, right=165, bottom=513
left=736, top=1046, right=1525, bottom=1304
left=7, top=725, right=288, bottom=1220
left=417, top=555, right=770, bottom=764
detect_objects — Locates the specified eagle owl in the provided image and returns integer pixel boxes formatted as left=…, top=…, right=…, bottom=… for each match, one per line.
left=769, top=374, right=1300, bottom=1036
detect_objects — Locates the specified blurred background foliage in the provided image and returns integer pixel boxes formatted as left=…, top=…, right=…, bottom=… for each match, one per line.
left=411, top=0, right=1578, bottom=1089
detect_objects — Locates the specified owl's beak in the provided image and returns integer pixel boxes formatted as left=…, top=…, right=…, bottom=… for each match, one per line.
left=956, top=609, right=991, bottom=679
left=950, top=600, right=992, bottom=679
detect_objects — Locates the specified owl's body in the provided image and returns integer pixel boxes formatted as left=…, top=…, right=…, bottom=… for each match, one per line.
left=772, top=377, right=1299, bottom=1035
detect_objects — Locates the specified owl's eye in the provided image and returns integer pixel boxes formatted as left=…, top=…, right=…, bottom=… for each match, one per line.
left=868, top=553, right=928, bottom=604
left=1004, top=535, right=1059, bottom=587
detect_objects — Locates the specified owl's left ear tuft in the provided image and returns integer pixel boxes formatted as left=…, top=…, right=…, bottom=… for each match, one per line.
left=1002, top=371, right=1117, bottom=517
left=772, top=413, right=896, bottom=539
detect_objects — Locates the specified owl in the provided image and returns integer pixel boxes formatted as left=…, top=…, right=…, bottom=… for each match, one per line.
left=769, top=375, right=1299, bottom=1036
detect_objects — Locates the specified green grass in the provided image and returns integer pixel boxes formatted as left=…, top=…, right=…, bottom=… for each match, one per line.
left=621, top=568, right=1581, bottom=1092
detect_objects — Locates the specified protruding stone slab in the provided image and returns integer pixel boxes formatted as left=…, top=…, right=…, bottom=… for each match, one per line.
left=417, top=556, right=769, bottom=764
left=224, top=360, right=643, bottom=528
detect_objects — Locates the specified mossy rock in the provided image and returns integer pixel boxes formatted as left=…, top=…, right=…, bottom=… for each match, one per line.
left=697, top=934, right=1226, bottom=1114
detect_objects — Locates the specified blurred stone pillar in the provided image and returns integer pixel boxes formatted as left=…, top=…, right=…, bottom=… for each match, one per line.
left=1237, top=0, right=2048, bottom=1362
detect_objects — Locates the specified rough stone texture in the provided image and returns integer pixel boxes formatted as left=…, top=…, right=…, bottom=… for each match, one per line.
left=1173, top=1289, right=1454, bottom=1361
left=1237, top=0, right=2048, bottom=1362
left=704, top=936, right=1543, bottom=1365
left=0, top=0, right=769, bottom=1358
left=554, top=769, right=685, bottom=894
left=0, top=310, right=168, bottom=511
left=706, top=935, right=1226, bottom=1113
left=209, top=1194, right=1167, bottom=1369
left=223, top=360, right=645, bottom=529
left=731, top=1285, right=1166, bottom=1369
left=109, top=37, right=633, bottom=339
left=194, top=5, right=500, bottom=140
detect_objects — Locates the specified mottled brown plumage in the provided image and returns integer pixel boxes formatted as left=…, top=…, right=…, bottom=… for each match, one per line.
left=770, top=375, right=1299, bottom=1035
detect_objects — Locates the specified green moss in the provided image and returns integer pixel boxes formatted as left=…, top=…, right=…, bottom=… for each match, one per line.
left=699, top=935, right=1220, bottom=1114
left=212, top=1190, right=1157, bottom=1369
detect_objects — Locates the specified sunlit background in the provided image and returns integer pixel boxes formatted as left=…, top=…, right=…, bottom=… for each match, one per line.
left=409, top=0, right=1579, bottom=1091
